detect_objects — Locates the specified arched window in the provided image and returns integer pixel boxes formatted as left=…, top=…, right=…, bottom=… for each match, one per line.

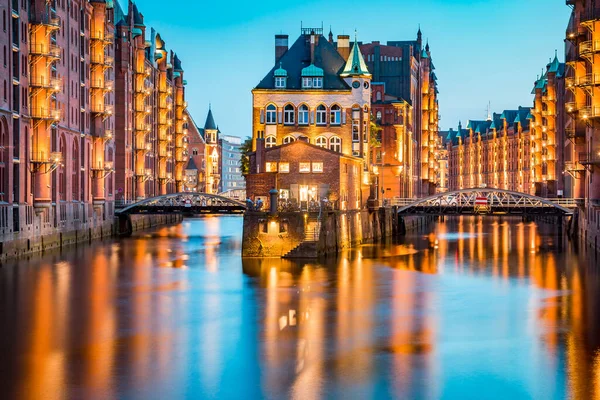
left=72, top=141, right=79, bottom=201
left=283, top=136, right=295, bottom=144
left=0, top=121, right=6, bottom=202
left=298, top=104, right=309, bottom=125
left=316, top=105, right=326, bottom=125
left=192, top=148, right=198, bottom=156
left=376, top=91, right=382, bottom=101
left=284, top=104, right=295, bottom=125
left=265, top=135, right=277, bottom=148
left=316, top=136, right=327, bottom=148
left=266, top=104, right=277, bottom=124
left=329, top=136, right=342, bottom=153
left=59, top=136, right=66, bottom=200
left=330, top=105, right=341, bottom=125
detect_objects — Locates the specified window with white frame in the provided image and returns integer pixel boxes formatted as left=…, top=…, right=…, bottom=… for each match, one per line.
left=376, top=111, right=382, bottom=122
left=299, top=162, right=310, bottom=173
left=275, top=77, right=286, bottom=88
left=313, top=77, right=323, bottom=88
left=265, top=135, right=276, bottom=148
left=329, top=136, right=341, bottom=152
left=298, top=105, right=309, bottom=125
left=316, top=136, right=327, bottom=148
left=330, top=105, right=341, bottom=125
left=284, top=104, right=295, bottom=125
left=266, top=104, right=277, bottom=124
left=312, top=162, right=323, bottom=173
left=279, top=162, right=289, bottom=173
left=283, top=136, right=295, bottom=144
left=302, top=77, right=313, bottom=88
left=352, top=120, right=360, bottom=142
left=316, top=105, right=326, bottom=125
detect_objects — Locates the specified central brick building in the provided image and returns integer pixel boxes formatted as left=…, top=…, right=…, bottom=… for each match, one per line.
left=246, top=28, right=372, bottom=210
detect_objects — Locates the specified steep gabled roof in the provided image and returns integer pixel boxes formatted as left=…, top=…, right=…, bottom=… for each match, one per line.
left=255, top=34, right=350, bottom=90
left=185, top=157, right=198, bottom=170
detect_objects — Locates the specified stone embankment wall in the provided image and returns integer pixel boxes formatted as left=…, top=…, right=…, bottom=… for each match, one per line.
left=0, top=213, right=182, bottom=261
left=574, top=205, right=600, bottom=253
left=242, top=208, right=433, bottom=258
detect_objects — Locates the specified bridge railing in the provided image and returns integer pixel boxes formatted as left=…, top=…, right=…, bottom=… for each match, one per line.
left=389, top=196, right=582, bottom=208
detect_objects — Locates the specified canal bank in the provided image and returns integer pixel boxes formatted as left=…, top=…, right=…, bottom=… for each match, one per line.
left=0, top=213, right=182, bottom=262
left=242, top=208, right=434, bottom=258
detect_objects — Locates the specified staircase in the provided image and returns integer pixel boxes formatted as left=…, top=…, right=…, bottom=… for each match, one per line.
left=283, top=218, right=321, bottom=259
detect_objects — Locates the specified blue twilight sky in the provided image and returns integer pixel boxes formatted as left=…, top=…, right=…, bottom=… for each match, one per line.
left=122, top=0, right=570, bottom=137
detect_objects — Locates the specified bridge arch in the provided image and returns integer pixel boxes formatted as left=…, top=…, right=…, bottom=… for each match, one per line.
left=396, top=188, right=573, bottom=216
left=116, top=192, right=246, bottom=215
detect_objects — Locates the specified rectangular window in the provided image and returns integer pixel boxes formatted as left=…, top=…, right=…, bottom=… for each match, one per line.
left=279, top=189, right=290, bottom=199
left=352, top=120, right=360, bottom=142
left=313, top=77, right=323, bottom=88
left=299, top=162, right=310, bottom=173
left=302, top=77, right=312, bottom=88
left=279, top=162, right=289, bottom=173
left=275, top=77, right=286, bottom=88
left=312, top=162, right=323, bottom=173
left=265, top=162, right=277, bottom=172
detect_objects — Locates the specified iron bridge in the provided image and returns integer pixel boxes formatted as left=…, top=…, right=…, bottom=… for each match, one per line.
left=395, top=189, right=575, bottom=216
left=115, top=193, right=246, bottom=215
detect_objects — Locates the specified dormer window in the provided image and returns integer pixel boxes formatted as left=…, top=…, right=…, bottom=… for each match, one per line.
left=301, top=64, right=324, bottom=89
left=274, top=62, right=287, bottom=89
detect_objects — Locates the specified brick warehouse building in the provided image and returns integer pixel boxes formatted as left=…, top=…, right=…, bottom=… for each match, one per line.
left=246, top=28, right=372, bottom=210
left=0, top=0, right=190, bottom=256
left=360, top=29, right=440, bottom=197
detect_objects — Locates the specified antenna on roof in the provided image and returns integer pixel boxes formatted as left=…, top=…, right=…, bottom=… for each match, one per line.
left=486, top=102, right=492, bottom=121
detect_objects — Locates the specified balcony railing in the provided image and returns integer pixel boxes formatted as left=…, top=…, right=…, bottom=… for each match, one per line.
left=579, top=106, right=600, bottom=119
left=30, top=107, right=61, bottom=121
left=90, top=31, right=114, bottom=44
left=29, top=76, right=62, bottom=91
left=581, top=8, right=600, bottom=24
left=90, top=103, right=113, bottom=115
left=30, top=43, right=61, bottom=59
left=566, top=102, right=583, bottom=113
left=577, top=73, right=600, bottom=86
left=90, top=79, right=114, bottom=91
left=579, top=40, right=600, bottom=55
left=31, top=14, right=61, bottom=29
left=90, top=55, right=113, bottom=66
left=579, top=151, right=600, bottom=165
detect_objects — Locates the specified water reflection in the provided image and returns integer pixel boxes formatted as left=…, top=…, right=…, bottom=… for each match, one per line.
left=0, top=216, right=599, bottom=399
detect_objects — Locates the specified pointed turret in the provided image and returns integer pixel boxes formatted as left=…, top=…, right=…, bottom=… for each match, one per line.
left=204, top=106, right=217, bottom=131
left=548, top=50, right=561, bottom=74
left=340, top=34, right=371, bottom=77
left=186, top=156, right=198, bottom=171
left=328, top=27, right=333, bottom=43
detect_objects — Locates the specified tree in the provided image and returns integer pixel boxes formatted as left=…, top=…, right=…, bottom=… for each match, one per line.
left=239, top=137, right=252, bottom=175
left=370, top=114, right=382, bottom=148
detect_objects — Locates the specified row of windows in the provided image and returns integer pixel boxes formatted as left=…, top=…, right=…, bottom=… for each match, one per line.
left=265, top=104, right=342, bottom=125
left=265, top=161, right=324, bottom=173
left=274, top=77, right=323, bottom=89
left=265, top=135, right=342, bottom=152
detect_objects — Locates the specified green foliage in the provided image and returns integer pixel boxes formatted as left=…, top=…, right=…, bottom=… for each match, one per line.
left=370, top=114, right=382, bottom=148
left=239, top=137, right=252, bottom=175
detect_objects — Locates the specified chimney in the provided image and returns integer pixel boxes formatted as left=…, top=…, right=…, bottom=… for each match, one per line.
left=256, top=138, right=266, bottom=174
left=275, top=34, right=288, bottom=64
left=337, top=35, right=350, bottom=60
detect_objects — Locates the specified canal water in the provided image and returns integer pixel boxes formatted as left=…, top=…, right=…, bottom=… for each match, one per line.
left=0, top=216, right=599, bottom=400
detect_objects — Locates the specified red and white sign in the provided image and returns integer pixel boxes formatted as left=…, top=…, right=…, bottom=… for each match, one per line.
left=475, top=197, right=488, bottom=205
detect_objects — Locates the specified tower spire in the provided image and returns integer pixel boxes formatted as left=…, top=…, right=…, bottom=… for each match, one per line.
left=486, top=102, right=492, bottom=121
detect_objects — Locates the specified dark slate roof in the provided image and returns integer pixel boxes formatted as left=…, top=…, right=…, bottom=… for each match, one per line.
left=113, top=0, right=127, bottom=26
left=132, top=2, right=144, bottom=26
left=186, top=157, right=198, bottom=170
left=500, top=110, right=519, bottom=124
left=255, top=34, right=350, bottom=90
left=489, top=113, right=503, bottom=130
left=204, top=108, right=217, bottom=130
left=515, top=106, right=532, bottom=130
left=475, top=120, right=492, bottom=134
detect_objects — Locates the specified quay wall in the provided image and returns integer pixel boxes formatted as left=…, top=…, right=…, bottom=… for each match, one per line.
left=574, top=204, right=600, bottom=253
left=0, top=211, right=182, bottom=262
left=242, top=208, right=433, bottom=258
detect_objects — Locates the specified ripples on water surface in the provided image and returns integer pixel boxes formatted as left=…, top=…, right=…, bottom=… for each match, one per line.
left=0, top=216, right=599, bottom=399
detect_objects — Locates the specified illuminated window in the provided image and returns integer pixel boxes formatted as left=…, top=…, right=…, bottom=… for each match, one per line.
left=299, top=162, right=310, bottom=173
left=330, top=105, right=341, bottom=125
left=329, top=136, right=341, bottom=152
left=316, top=105, right=326, bottom=125
left=284, top=104, right=295, bottom=125
left=376, top=111, right=382, bottom=122
left=376, top=91, right=382, bottom=101
left=279, top=162, right=289, bottom=173
left=312, top=162, right=323, bottom=173
left=316, top=136, right=327, bottom=148
left=352, top=120, right=360, bottom=142
left=279, top=189, right=290, bottom=199
left=283, top=136, right=295, bottom=144
left=265, top=135, right=276, bottom=148
left=266, top=104, right=277, bottom=124
left=298, top=105, right=309, bottom=125
left=313, top=77, right=323, bottom=88
left=265, top=162, right=277, bottom=172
